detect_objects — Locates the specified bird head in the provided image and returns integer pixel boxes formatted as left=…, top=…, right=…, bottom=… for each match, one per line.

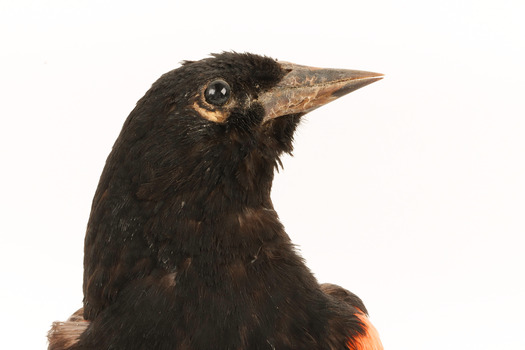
left=97, top=52, right=382, bottom=215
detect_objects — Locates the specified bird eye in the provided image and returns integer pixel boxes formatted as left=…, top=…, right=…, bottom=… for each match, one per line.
left=204, top=80, right=231, bottom=106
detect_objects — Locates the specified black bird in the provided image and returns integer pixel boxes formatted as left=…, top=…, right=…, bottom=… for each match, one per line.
left=48, top=52, right=383, bottom=350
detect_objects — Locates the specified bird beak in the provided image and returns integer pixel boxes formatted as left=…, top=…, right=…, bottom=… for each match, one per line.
left=258, top=62, right=383, bottom=122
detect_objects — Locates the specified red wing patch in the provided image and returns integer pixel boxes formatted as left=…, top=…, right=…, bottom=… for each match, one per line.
left=347, top=312, right=383, bottom=350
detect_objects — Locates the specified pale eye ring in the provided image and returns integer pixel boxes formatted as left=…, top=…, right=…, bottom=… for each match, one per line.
left=204, top=79, right=231, bottom=106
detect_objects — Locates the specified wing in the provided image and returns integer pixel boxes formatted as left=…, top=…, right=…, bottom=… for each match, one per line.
left=320, top=283, right=384, bottom=350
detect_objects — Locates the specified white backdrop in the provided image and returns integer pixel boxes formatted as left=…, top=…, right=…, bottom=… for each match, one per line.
left=1, top=1, right=524, bottom=349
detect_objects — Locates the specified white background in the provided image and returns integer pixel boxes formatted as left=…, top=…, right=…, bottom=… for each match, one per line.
left=1, top=1, right=524, bottom=349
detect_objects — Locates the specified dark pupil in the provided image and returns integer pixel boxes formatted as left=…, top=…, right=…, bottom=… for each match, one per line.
left=205, top=80, right=231, bottom=106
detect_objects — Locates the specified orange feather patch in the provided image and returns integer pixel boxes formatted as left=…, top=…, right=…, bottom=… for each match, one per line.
left=347, top=312, right=383, bottom=350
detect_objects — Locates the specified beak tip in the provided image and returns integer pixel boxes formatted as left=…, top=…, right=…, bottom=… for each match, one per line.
left=332, top=73, right=384, bottom=98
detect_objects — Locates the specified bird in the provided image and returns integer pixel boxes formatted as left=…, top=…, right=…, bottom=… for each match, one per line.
left=48, top=52, right=384, bottom=350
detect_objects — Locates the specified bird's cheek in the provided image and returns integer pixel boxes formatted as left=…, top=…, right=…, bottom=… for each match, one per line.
left=226, top=105, right=265, bottom=129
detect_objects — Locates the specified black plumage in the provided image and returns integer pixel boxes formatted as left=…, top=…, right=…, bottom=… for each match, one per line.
left=48, top=52, right=383, bottom=350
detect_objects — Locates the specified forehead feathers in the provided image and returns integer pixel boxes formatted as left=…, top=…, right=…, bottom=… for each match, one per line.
left=183, top=52, right=285, bottom=91
left=149, top=52, right=285, bottom=104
